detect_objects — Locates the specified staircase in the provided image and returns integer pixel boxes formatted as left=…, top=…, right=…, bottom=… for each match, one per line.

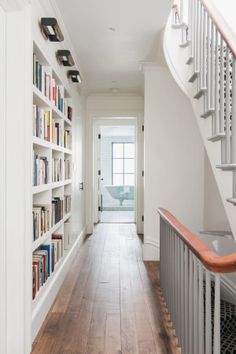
left=163, top=0, right=236, bottom=238
left=159, top=1, right=236, bottom=353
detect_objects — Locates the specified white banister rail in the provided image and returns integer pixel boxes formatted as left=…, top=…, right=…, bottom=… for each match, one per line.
left=158, top=208, right=236, bottom=354
left=172, top=0, right=236, bottom=204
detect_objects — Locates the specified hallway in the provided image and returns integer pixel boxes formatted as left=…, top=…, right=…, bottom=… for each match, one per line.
left=32, top=224, right=171, bottom=354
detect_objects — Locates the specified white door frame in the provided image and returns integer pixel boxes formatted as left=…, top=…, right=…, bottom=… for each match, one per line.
left=93, top=119, right=138, bottom=224
left=86, top=113, right=144, bottom=234
left=0, top=1, right=32, bottom=353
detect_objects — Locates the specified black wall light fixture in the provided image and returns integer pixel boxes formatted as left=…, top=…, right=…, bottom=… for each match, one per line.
left=56, top=50, right=75, bottom=66
left=67, top=70, right=82, bottom=83
left=40, top=18, right=64, bottom=42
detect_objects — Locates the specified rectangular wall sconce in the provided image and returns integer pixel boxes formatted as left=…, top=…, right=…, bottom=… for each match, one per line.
left=67, top=70, right=82, bottom=83
left=40, top=18, right=64, bottom=42
left=56, top=50, right=75, bottom=66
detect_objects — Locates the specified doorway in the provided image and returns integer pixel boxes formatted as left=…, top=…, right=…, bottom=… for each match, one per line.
left=94, top=121, right=137, bottom=224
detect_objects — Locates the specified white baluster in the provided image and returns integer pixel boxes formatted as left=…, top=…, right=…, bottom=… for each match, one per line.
left=225, top=47, right=231, bottom=163
left=205, top=270, right=212, bottom=354
left=213, top=274, right=221, bottom=354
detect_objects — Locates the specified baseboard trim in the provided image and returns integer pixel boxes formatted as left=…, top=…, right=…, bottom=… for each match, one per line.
left=142, top=241, right=159, bottom=260
left=31, top=226, right=87, bottom=342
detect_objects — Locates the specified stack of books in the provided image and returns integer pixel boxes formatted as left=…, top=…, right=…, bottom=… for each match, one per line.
left=51, top=79, right=64, bottom=113
left=33, top=105, right=50, bottom=141
left=32, top=244, right=51, bottom=300
left=64, top=195, right=72, bottom=214
left=33, top=54, right=51, bottom=100
left=32, top=205, right=50, bottom=241
left=51, top=119, right=63, bottom=146
left=64, top=130, right=71, bottom=149
left=52, top=158, right=62, bottom=182
left=52, top=234, right=63, bottom=268
left=51, top=197, right=63, bottom=225
left=64, top=159, right=71, bottom=180
left=33, top=152, right=49, bottom=186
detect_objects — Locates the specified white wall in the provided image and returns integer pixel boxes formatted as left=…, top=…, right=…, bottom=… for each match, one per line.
left=143, top=65, right=205, bottom=260
left=204, top=151, right=230, bottom=231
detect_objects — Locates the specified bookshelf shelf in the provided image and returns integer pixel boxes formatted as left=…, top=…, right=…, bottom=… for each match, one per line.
left=32, top=232, right=51, bottom=252
left=32, top=183, right=51, bottom=194
left=33, top=85, right=51, bottom=107
left=32, top=36, right=74, bottom=330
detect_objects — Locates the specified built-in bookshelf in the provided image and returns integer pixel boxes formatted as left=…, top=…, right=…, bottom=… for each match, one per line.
left=32, top=40, right=75, bottom=314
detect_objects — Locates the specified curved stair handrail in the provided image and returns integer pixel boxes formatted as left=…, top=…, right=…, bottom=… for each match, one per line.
left=158, top=207, right=236, bottom=353
left=159, top=208, right=236, bottom=273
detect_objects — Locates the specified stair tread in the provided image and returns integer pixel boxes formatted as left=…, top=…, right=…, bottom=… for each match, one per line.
left=200, top=109, right=215, bottom=118
left=188, top=71, right=199, bottom=83
left=216, top=164, right=236, bottom=170
left=208, top=133, right=226, bottom=142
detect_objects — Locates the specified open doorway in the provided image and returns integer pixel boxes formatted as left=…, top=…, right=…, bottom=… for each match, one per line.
left=95, top=123, right=136, bottom=223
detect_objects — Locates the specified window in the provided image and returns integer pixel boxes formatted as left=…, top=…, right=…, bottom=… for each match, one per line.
left=112, top=143, right=135, bottom=185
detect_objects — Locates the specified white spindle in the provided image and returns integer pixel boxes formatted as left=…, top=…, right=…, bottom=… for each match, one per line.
left=189, top=252, right=194, bottom=354
left=219, top=37, right=225, bottom=133
left=198, top=264, right=204, bottom=353
left=213, top=274, right=221, bottom=354
left=193, top=257, right=198, bottom=354
left=214, top=29, right=220, bottom=134
left=207, top=15, right=211, bottom=109
left=184, top=245, right=189, bottom=353
left=205, top=270, right=212, bottom=354
left=225, top=47, right=231, bottom=163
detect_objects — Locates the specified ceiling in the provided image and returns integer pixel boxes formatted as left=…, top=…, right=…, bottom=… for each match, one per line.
left=56, top=0, right=172, bottom=94
left=101, top=125, right=135, bottom=137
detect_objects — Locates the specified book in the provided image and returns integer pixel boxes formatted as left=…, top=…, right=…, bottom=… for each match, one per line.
left=33, top=105, right=50, bottom=141
left=65, top=159, right=72, bottom=180
left=32, top=204, right=50, bottom=241
left=51, top=197, right=63, bottom=226
left=33, top=152, right=49, bottom=186
left=52, top=234, right=63, bottom=265
left=64, top=130, right=72, bottom=149
left=64, top=195, right=72, bottom=214
left=64, top=221, right=71, bottom=250
left=33, top=53, right=51, bottom=100
left=52, top=157, right=62, bottom=182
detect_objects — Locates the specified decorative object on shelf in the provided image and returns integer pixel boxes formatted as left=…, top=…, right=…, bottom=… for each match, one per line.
left=67, top=70, right=82, bottom=83
left=56, top=50, right=75, bottom=66
left=40, top=18, right=64, bottom=42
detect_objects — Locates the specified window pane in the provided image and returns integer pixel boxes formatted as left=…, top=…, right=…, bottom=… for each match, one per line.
left=113, top=174, right=123, bottom=185
left=124, top=143, right=135, bottom=158
left=113, top=159, right=123, bottom=173
left=113, top=143, right=123, bottom=158
left=124, top=174, right=134, bottom=186
left=124, top=159, right=134, bottom=173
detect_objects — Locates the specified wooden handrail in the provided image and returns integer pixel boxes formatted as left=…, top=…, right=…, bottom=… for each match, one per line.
left=201, top=0, right=236, bottom=58
left=158, top=208, right=236, bottom=273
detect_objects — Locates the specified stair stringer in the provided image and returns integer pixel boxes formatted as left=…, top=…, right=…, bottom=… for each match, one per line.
left=163, top=13, right=236, bottom=239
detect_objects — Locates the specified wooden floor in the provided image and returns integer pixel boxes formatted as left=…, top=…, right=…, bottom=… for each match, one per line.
left=32, top=223, right=172, bottom=354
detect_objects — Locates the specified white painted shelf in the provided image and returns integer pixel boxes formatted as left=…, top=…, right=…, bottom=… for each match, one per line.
left=32, top=37, right=74, bottom=338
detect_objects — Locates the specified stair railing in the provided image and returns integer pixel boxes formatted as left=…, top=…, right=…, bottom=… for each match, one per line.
left=159, top=208, right=236, bottom=354
left=172, top=0, right=236, bottom=205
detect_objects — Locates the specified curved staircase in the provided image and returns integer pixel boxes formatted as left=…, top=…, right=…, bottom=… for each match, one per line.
left=163, top=0, right=236, bottom=238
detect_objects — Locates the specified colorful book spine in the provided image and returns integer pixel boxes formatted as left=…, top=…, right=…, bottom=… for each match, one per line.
left=64, top=130, right=72, bottom=149
left=64, top=195, right=72, bottom=214
left=32, top=244, right=51, bottom=300
left=33, top=152, right=49, bottom=186
left=51, top=197, right=63, bottom=226
left=52, top=158, right=62, bottom=182
left=33, top=105, right=50, bottom=141
left=32, top=204, right=51, bottom=241
left=33, top=53, right=51, bottom=100
left=64, top=159, right=72, bottom=180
